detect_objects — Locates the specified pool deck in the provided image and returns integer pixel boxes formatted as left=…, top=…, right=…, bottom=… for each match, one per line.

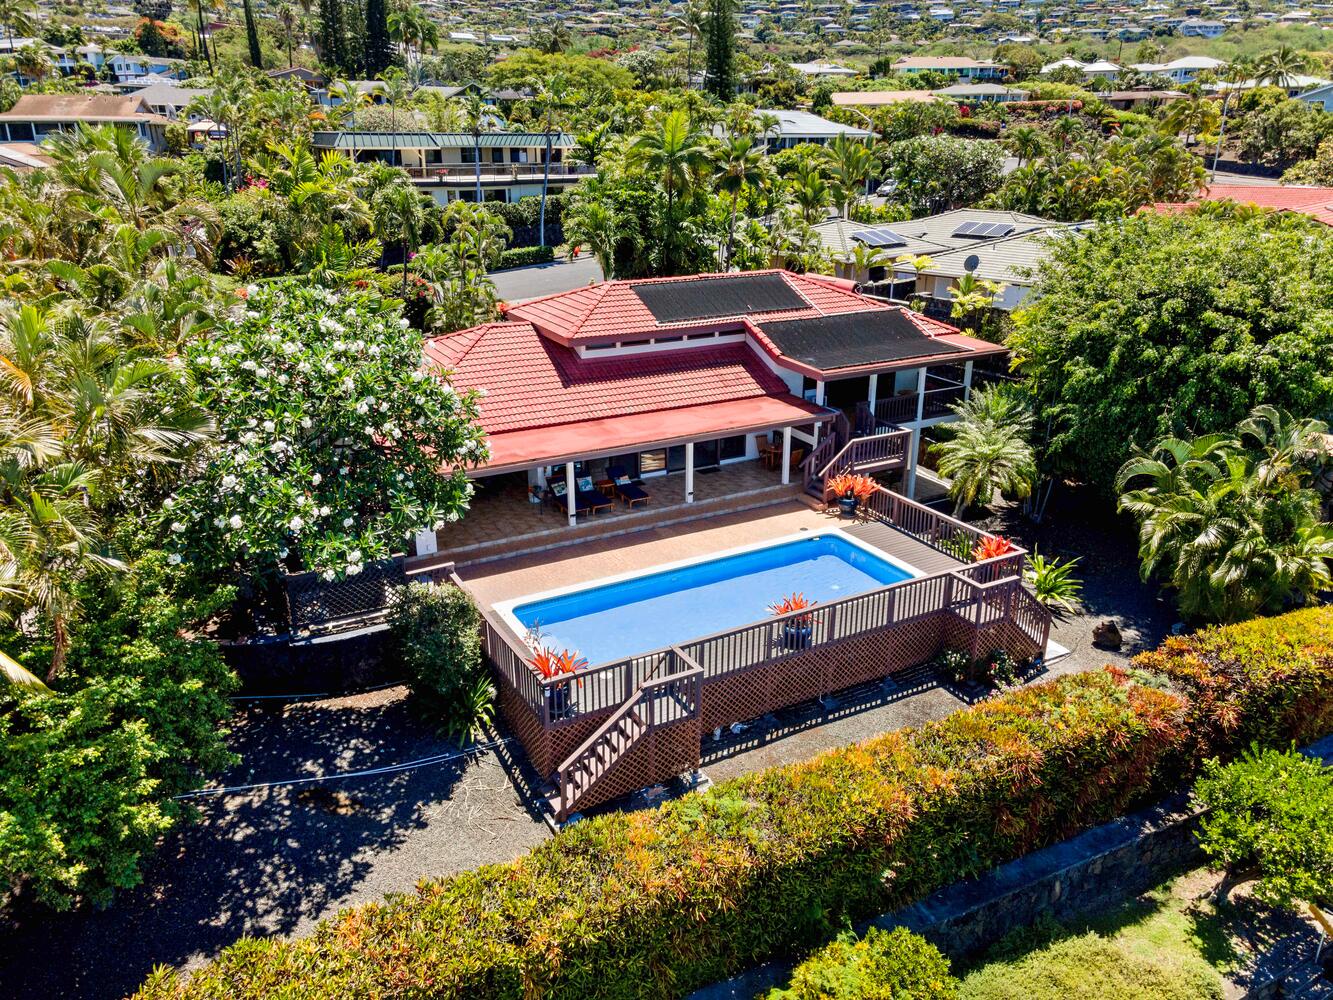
left=456, top=500, right=965, bottom=613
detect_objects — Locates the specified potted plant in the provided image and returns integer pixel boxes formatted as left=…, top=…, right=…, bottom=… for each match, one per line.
left=768, top=592, right=818, bottom=649
left=531, top=645, right=587, bottom=720
left=825, top=473, right=877, bottom=518
left=972, top=535, right=1016, bottom=562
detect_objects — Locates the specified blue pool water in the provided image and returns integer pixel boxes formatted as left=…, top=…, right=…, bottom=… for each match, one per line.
left=510, top=534, right=914, bottom=665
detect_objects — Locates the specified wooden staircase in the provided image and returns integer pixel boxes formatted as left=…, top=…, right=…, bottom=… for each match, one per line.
left=547, top=649, right=703, bottom=824
left=800, top=411, right=913, bottom=501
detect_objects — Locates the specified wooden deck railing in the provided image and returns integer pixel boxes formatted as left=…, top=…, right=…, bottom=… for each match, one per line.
left=479, top=487, right=1037, bottom=731
left=552, top=649, right=702, bottom=820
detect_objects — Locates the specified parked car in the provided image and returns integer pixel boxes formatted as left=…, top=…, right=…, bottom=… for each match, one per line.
left=875, top=180, right=898, bottom=197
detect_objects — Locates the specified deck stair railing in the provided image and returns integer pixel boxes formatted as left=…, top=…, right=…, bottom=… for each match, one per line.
left=549, top=648, right=703, bottom=822
left=809, top=429, right=913, bottom=499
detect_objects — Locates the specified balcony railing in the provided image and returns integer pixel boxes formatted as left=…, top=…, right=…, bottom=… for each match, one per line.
left=404, top=163, right=593, bottom=183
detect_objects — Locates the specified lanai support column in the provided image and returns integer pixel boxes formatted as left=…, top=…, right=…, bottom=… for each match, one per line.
left=685, top=442, right=695, bottom=503
left=566, top=462, right=576, bottom=527
left=868, top=373, right=878, bottom=411
left=905, top=366, right=928, bottom=499
left=781, top=426, right=792, bottom=486
left=812, top=380, right=826, bottom=447
left=963, top=360, right=974, bottom=401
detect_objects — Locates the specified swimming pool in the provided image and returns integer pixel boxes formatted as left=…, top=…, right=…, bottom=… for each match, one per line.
left=499, top=532, right=919, bottom=665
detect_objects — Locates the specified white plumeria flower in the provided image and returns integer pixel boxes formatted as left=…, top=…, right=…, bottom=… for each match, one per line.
left=399, top=318, right=410, bottom=329
left=343, top=516, right=354, bottom=528
left=300, top=416, right=312, bottom=429
left=262, top=420, right=275, bottom=433
left=229, top=515, right=243, bottom=529
left=214, top=516, right=226, bottom=528
left=319, top=506, right=331, bottom=517
left=170, top=521, right=185, bottom=533
left=167, top=553, right=182, bottom=565
left=349, top=549, right=362, bottom=563
left=322, top=570, right=336, bottom=582
left=163, top=498, right=174, bottom=509
left=346, top=562, right=362, bottom=576
left=290, top=516, right=304, bottom=532
left=312, top=473, right=322, bottom=485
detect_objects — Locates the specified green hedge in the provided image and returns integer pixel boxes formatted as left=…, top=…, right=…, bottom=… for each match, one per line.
left=496, top=245, right=556, bottom=269
left=769, top=927, right=959, bottom=999
left=136, top=608, right=1333, bottom=999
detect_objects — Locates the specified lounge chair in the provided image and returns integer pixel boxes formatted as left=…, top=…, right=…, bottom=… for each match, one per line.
left=548, top=479, right=602, bottom=516
left=606, top=464, right=650, bottom=507
left=576, top=476, right=613, bottom=515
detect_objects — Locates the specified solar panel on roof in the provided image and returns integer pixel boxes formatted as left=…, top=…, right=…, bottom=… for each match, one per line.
left=631, top=273, right=808, bottom=324
left=761, top=310, right=969, bottom=371
left=851, top=227, right=907, bottom=249
left=953, top=220, right=1016, bottom=239
left=951, top=221, right=984, bottom=237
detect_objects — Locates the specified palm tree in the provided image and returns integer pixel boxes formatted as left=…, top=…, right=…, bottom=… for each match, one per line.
left=326, top=78, right=369, bottom=130
left=0, top=0, right=37, bottom=57
left=789, top=164, right=831, bottom=225
left=1161, top=93, right=1219, bottom=146
left=680, top=0, right=705, bottom=88
left=373, top=182, right=426, bottom=295
left=535, top=22, right=571, bottom=54
left=277, top=4, right=297, bottom=67
left=377, top=68, right=414, bottom=134
left=1116, top=413, right=1333, bottom=622
left=822, top=133, right=876, bottom=219
left=461, top=94, right=490, bottom=204
left=1253, top=46, right=1311, bottom=89
left=532, top=73, right=571, bottom=248
left=713, top=134, right=765, bottom=269
left=627, top=109, right=709, bottom=225
left=1006, top=124, right=1045, bottom=167
left=564, top=195, right=622, bottom=279
left=1211, top=57, right=1254, bottom=176
left=932, top=409, right=1037, bottom=515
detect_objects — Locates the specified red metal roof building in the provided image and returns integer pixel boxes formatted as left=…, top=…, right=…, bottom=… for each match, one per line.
left=421, top=270, right=1006, bottom=532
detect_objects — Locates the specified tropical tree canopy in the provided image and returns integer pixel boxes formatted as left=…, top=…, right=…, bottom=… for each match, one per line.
left=1010, top=212, right=1333, bottom=494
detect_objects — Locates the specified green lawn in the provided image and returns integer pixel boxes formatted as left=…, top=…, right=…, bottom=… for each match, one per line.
left=957, top=872, right=1244, bottom=1000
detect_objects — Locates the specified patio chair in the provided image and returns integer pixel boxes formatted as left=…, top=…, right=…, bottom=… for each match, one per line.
left=547, top=479, right=592, bottom=516
left=606, top=464, right=650, bottom=507
left=576, top=475, right=613, bottom=515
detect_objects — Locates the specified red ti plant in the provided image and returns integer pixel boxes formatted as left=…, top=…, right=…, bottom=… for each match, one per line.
left=825, top=473, right=878, bottom=505
left=972, top=535, right=1016, bottom=563
left=768, top=592, right=818, bottom=625
left=530, top=645, right=588, bottom=679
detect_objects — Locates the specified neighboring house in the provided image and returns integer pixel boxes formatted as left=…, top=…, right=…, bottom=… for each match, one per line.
left=789, top=60, right=859, bottom=77
left=806, top=209, right=1068, bottom=312
left=1298, top=81, right=1333, bottom=112
left=310, top=130, right=587, bottom=204
left=1153, top=185, right=1333, bottom=227
left=132, top=84, right=212, bottom=121
left=1179, top=17, right=1227, bottom=36
left=831, top=90, right=941, bottom=108
left=0, top=93, right=170, bottom=151
left=0, top=142, right=54, bottom=171
left=1102, top=88, right=1187, bottom=110
left=416, top=269, right=1008, bottom=544
left=739, top=109, right=873, bottom=149
left=1130, top=55, right=1226, bottom=83
left=891, top=56, right=1006, bottom=80
left=933, top=83, right=1029, bottom=103
left=268, top=66, right=325, bottom=89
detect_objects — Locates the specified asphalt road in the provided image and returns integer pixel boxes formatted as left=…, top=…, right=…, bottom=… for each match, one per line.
left=491, top=254, right=604, bottom=303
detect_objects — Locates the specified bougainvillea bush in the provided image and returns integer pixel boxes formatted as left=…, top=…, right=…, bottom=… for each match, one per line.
left=133, top=607, right=1333, bottom=1000
left=165, top=279, right=487, bottom=578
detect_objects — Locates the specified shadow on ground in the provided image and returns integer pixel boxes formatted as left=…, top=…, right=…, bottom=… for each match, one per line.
left=0, top=688, right=549, bottom=1000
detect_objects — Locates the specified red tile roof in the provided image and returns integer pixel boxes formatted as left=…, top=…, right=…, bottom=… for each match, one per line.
left=1153, top=184, right=1333, bottom=226
left=502, top=269, right=909, bottom=345
left=423, top=320, right=796, bottom=436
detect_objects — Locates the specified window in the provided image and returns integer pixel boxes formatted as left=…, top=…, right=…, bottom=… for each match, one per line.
left=719, top=435, right=747, bottom=461
left=461, top=147, right=477, bottom=164
left=491, top=149, right=504, bottom=163
left=639, top=449, right=667, bottom=476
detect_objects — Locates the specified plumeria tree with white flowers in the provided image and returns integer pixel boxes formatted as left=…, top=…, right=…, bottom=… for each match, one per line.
left=166, top=279, right=487, bottom=580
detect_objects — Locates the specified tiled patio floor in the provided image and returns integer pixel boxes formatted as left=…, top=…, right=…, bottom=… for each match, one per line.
left=460, top=501, right=851, bottom=609
left=435, top=460, right=798, bottom=563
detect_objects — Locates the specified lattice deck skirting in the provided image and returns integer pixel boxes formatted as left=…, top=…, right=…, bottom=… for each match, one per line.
left=491, top=604, right=1042, bottom=807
